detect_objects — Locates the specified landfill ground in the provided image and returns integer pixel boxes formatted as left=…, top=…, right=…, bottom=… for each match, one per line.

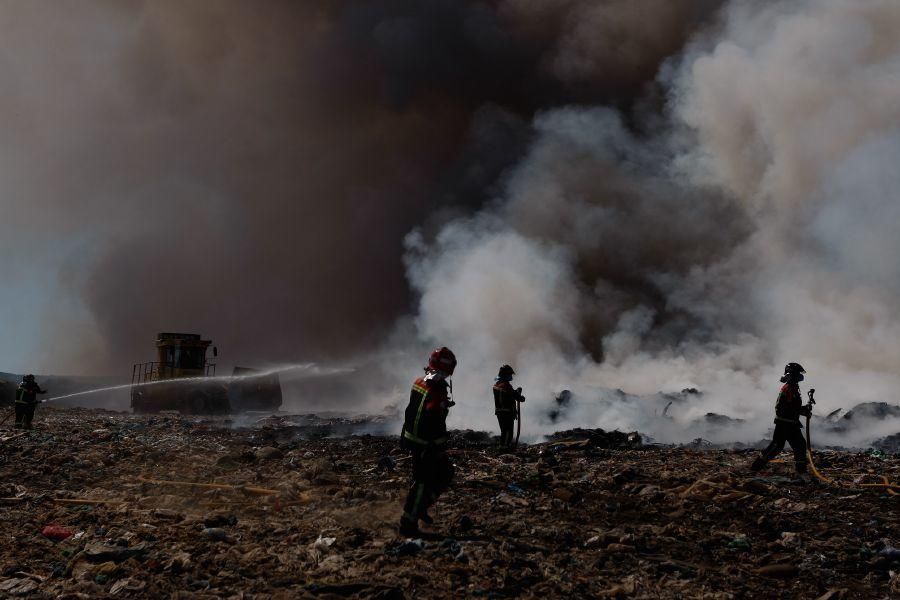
left=1, top=408, right=899, bottom=599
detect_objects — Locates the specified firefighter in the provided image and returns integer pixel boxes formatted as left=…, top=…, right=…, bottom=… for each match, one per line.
left=399, top=347, right=456, bottom=536
left=750, top=362, right=812, bottom=477
left=15, top=374, right=47, bottom=430
left=493, top=364, right=524, bottom=448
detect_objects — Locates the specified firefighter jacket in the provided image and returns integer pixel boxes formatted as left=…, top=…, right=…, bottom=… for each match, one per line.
left=774, top=383, right=809, bottom=426
left=402, top=374, right=450, bottom=448
left=493, top=380, right=523, bottom=416
left=16, top=381, right=46, bottom=405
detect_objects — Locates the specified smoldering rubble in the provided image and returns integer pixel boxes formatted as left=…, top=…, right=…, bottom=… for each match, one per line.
left=1, top=407, right=900, bottom=599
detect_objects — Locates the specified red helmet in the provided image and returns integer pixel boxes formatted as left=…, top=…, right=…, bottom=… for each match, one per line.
left=427, top=347, right=457, bottom=375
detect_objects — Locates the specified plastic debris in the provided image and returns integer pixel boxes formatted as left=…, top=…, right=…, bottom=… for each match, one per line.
left=41, top=525, right=74, bottom=542
left=387, top=538, right=426, bottom=557
left=1, top=407, right=898, bottom=597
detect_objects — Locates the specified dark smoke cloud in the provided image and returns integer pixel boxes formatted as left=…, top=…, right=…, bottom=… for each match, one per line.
left=499, top=0, right=724, bottom=102
left=2, top=0, right=714, bottom=374
left=403, top=0, right=900, bottom=448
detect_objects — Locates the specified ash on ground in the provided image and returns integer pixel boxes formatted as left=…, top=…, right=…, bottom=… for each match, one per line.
left=1, top=408, right=899, bottom=599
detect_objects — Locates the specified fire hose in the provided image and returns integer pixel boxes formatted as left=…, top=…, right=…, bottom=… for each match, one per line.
left=0, top=409, right=15, bottom=427
left=804, top=389, right=834, bottom=485
left=514, top=388, right=525, bottom=448
left=515, top=398, right=522, bottom=448
left=136, top=474, right=279, bottom=495
left=804, top=389, right=898, bottom=495
left=0, top=397, right=48, bottom=428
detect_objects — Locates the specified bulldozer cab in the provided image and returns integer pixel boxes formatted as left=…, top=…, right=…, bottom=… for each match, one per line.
left=156, top=334, right=214, bottom=379
left=132, top=333, right=216, bottom=383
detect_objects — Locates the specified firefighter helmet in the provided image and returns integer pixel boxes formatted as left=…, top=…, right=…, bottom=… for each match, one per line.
left=428, top=347, right=457, bottom=376
left=498, top=364, right=515, bottom=379
left=783, top=362, right=805, bottom=375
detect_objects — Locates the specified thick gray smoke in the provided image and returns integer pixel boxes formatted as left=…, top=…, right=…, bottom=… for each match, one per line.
left=5, top=0, right=898, bottom=447
left=0, top=1, right=525, bottom=374
left=1, top=0, right=713, bottom=376
left=402, top=0, right=900, bottom=446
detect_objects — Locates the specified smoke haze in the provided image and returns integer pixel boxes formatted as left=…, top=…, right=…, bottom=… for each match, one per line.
left=3, top=1, right=900, bottom=446
left=401, top=0, right=900, bottom=446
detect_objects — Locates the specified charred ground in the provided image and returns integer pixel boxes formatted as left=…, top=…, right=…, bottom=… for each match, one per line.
left=1, top=408, right=899, bottom=599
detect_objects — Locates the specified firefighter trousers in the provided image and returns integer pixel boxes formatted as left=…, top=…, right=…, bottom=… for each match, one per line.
left=497, top=413, right=516, bottom=447
left=401, top=447, right=453, bottom=523
left=14, top=403, right=36, bottom=429
left=752, top=423, right=807, bottom=473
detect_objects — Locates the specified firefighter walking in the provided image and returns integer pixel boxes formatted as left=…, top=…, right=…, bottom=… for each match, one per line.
left=15, top=374, right=47, bottom=430
left=750, top=362, right=812, bottom=478
left=399, top=347, right=457, bottom=536
left=493, top=364, right=525, bottom=448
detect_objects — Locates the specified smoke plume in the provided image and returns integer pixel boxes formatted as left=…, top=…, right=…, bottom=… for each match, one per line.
left=1, top=0, right=712, bottom=373
left=401, top=0, right=900, bottom=446
left=4, top=0, right=899, bottom=447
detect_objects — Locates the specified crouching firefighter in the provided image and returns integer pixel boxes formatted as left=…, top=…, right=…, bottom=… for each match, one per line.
left=750, top=362, right=812, bottom=477
left=399, top=347, right=457, bottom=536
left=15, top=374, right=47, bottom=430
left=493, top=365, right=525, bottom=448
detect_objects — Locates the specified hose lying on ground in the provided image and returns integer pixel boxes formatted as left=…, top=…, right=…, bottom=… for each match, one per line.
left=805, top=413, right=898, bottom=495
left=0, top=409, right=16, bottom=427
left=137, top=475, right=279, bottom=496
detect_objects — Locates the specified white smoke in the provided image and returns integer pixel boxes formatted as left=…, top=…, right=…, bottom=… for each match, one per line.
left=399, top=0, right=900, bottom=446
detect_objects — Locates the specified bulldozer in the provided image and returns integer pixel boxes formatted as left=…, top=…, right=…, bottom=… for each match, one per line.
left=131, top=333, right=282, bottom=414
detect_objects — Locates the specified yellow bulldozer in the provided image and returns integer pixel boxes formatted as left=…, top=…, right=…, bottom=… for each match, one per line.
left=131, top=333, right=282, bottom=414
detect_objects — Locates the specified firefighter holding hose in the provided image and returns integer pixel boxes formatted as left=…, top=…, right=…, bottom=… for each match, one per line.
left=15, top=374, right=47, bottom=430
left=750, top=362, right=813, bottom=478
left=493, top=364, right=525, bottom=448
left=399, top=347, right=457, bottom=536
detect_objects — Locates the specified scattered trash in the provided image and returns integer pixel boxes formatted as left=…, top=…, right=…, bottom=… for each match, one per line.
left=202, top=513, right=238, bottom=528
left=386, top=538, right=425, bottom=557
left=255, top=446, right=284, bottom=460
left=41, top=525, right=73, bottom=542
left=754, top=563, right=798, bottom=578
left=2, top=407, right=898, bottom=597
left=83, top=542, right=147, bottom=563
left=727, top=536, right=751, bottom=551
left=110, top=577, right=146, bottom=595
left=377, top=455, right=397, bottom=472
left=0, top=578, right=38, bottom=596
left=201, top=528, right=233, bottom=543
left=454, top=515, right=474, bottom=533
left=506, top=483, right=526, bottom=496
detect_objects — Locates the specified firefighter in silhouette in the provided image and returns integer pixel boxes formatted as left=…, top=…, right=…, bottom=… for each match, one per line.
left=399, top=347, right=456, bottom=536
left=493, top=364, right=525, bottom=448
left=15, top=374, right=47, bottom=429
left=750, top=362, right=812, bottom=477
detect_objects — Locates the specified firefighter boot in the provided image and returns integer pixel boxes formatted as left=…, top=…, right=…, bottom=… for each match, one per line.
left=22, top=405, right=35, bottom=430
left=749, top=456, right=767, bottom=472
left=398, top=515, right=420, bottom=537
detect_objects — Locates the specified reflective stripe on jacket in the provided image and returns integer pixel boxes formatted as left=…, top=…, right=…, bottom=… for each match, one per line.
left=16, top=382, right=44, bottom=405
left=493, top=380, right=522, bottom=415
left=402, top=375, right=449, bottom=448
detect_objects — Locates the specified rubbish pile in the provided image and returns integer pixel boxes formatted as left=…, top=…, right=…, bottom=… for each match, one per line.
left=0, top=407, right=898, bottom=598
